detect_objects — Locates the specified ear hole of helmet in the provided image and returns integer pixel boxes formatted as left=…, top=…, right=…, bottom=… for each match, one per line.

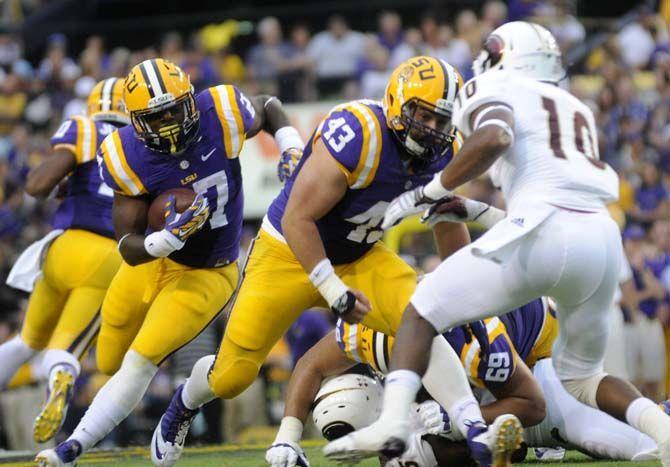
left=322, top=421, right=355, bottom=441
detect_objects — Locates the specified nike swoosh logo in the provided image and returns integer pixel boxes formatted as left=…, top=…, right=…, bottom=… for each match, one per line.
left=201, top=148, right=216, bottom=161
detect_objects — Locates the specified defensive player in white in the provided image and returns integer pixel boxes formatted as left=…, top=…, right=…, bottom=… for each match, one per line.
left=325, top=21, right=670, bottom=466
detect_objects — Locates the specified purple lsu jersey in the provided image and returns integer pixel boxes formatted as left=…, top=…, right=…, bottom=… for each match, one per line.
left=98, top=85, right=255, bottom=268
left=267, top=99, right=462, bottom=264
left=444, top=298, right=556, bottom=390
left=50, top=116, right=122, bottom=238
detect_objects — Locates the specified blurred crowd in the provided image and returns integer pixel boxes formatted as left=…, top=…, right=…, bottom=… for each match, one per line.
left=0, top=0, right=670, bottom=452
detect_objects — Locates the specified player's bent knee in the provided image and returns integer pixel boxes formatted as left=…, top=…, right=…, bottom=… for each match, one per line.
left=209, top=358, right=260, bottom=399
left=561, top=372, right=607, bottom=408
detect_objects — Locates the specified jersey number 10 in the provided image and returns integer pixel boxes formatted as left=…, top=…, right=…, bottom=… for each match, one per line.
left=541, top=97, right=605, bottom=169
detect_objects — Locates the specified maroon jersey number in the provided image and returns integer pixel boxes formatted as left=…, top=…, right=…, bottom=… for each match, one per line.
left=541, top=97, right=604, bottom=169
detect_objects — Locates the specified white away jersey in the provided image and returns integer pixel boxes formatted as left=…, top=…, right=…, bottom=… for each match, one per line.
left=452, top=70, right=619, bottom=211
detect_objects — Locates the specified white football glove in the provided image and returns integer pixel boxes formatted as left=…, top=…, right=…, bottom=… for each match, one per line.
left=416, top=400, right=453, bottom=437
left=382, top=186, right=454, bottom=230
left=265, top=441, right=310, bottom=467
left=421, top=196, right=506, bottom=230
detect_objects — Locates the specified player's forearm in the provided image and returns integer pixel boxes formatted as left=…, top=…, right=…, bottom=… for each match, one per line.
left=481, top=396, right=544, bottom=427
left=282, top=212, right=328, bottom=274
left=283, top=357, right=327, bottom=425
left=25, top=150, right=76, bottom=198
left=432, top=222, right=471, bottom=260
left=258, top=95, right=292, bottom=135
left=439, top=127, right=510, bottom=190
left=117, top=233, right=155, bottom=266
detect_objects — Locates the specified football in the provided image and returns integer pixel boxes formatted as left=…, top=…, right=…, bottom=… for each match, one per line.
left=147, top=187, right=196, bottom=231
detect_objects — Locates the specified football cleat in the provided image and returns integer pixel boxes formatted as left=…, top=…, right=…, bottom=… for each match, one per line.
left=488, top=414, right=524, bottom=467
left=35, top=439, right=82, bottom=466
left=323, top=417, right=409, bottom=464
left=33, top=369, right=75, bottom=443
left=151, top=385, right=199, bottom=466
left=533, top=446, right=566, bottom=461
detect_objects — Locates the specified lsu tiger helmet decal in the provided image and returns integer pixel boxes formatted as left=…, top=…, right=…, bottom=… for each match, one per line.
left=123, top=58, right=199, bottom=155
left=383, top=56, right=462, bottom=162
left=87, top=77, right=130, bottom=125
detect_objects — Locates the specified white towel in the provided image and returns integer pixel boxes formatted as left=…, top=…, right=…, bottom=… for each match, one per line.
left=471, top=203, right=557, bottom=264
left=6, top=229, right=64, bottom=292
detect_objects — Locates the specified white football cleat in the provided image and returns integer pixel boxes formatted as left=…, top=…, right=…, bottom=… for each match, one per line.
left=323, top=418, right=409, bottom=464
left=151, top=385, right=198, bottom=466
left=34, top=439, right=82, bottom=466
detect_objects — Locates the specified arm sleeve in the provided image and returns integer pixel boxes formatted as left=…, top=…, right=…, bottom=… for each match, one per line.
left=96, top=131, right=145, bottom=196
left=51, top=117, right=96, bottom=164
left=315, top=103, right=381, bottom=189
left=452, top=73, right=514, bottom=138
left=335, top=319, right=393, bottom=374
left=477, top=331, right=516, bottom=391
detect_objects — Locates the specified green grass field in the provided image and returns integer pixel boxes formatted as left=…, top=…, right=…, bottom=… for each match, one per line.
left=0, top=442, right=662, bottom=467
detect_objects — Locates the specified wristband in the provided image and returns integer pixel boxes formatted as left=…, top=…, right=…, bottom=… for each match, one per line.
left=117, top=233, right=133, bottom=252
left=144, top=230, right=184, bottom=258
left=275, top=126, right=304, bottom=154
left=275, top=416, right=304, bottom=443
left=423, top=173, right=451, bottom=200
left=309, top=258, right=348, bottom=307
left=474, top=205, right=506, bottom=229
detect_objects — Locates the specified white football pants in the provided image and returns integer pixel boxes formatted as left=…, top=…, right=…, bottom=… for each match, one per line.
left=412, top=209, right=621, bottom=380
left=525, top=359, right=657, bottom=460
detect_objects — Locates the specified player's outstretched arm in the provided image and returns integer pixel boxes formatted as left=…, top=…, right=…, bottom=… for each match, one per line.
left=24, top=149, right=76, bottom=199
left=440, top=105, right=514, bottom=191
left=431, top=221, right=471, bottom=260
left=248, top=95, right=304, bottom=182
left=282, top=139, right=370, bottom=323
left=268, top=331, right=355, bottom=467
left=483, top=353, right=546, bottom=427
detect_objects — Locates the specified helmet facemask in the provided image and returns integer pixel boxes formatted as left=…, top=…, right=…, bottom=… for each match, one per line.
left=397, top=98, right=455, bottom=163
left=131, top=92, right=199, bottom=155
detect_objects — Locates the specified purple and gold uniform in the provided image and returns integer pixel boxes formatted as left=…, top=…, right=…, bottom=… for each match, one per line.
left=336, top=297, right=558, bottom=392
left=95, top=84, right=252, bottom=373
left=209, top=99, right=461, bottom=399
left=19, top=116, right=123, bottom=360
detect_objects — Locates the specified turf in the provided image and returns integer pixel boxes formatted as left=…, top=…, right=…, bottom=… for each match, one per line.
left=0, top=442, right=661, bottom=466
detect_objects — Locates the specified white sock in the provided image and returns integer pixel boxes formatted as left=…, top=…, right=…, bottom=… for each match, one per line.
left=626, top=397, right=670, bottom=445
left=181, top=355, right=216, bottom=410
left=69, top=350, right=158, bottom=451
left=380, top=370, right=422, bottom=423
left=43, top=349, right=80, bottom=391
left=29, top=353, right=47, bottom=382
left=422, top=335, right=485, bottom=434
left=450, top=396, right=486, bottom=436
left=0, top=335, right=38, bottom=388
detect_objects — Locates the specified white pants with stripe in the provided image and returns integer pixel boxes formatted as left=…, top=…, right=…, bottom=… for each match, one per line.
left=412, top=208, right=622, bottom=380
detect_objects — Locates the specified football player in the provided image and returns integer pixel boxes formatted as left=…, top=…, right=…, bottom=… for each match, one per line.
left=0, top=78, right=128, bottom=443
left=151, top=57, right=516, bottom=467
left=36, top=58, right=303, bottom=466
left=328, top=21, right=670, bottom=467
left=270, top=299, right=659, bottom=467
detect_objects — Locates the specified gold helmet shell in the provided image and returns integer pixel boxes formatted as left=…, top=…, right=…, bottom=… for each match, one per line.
left=383, top=56, right=463, bottom=161
left=87, top=78, right=129, bottom=125
left=123, top=58, right=199, bottom=154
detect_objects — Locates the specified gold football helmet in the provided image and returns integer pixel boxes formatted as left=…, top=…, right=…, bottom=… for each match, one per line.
left=383, top=56, right=462, bottom=162
left=87, top=78, right=130, bottom=125
left=124, top=58, right=199, bottom=155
